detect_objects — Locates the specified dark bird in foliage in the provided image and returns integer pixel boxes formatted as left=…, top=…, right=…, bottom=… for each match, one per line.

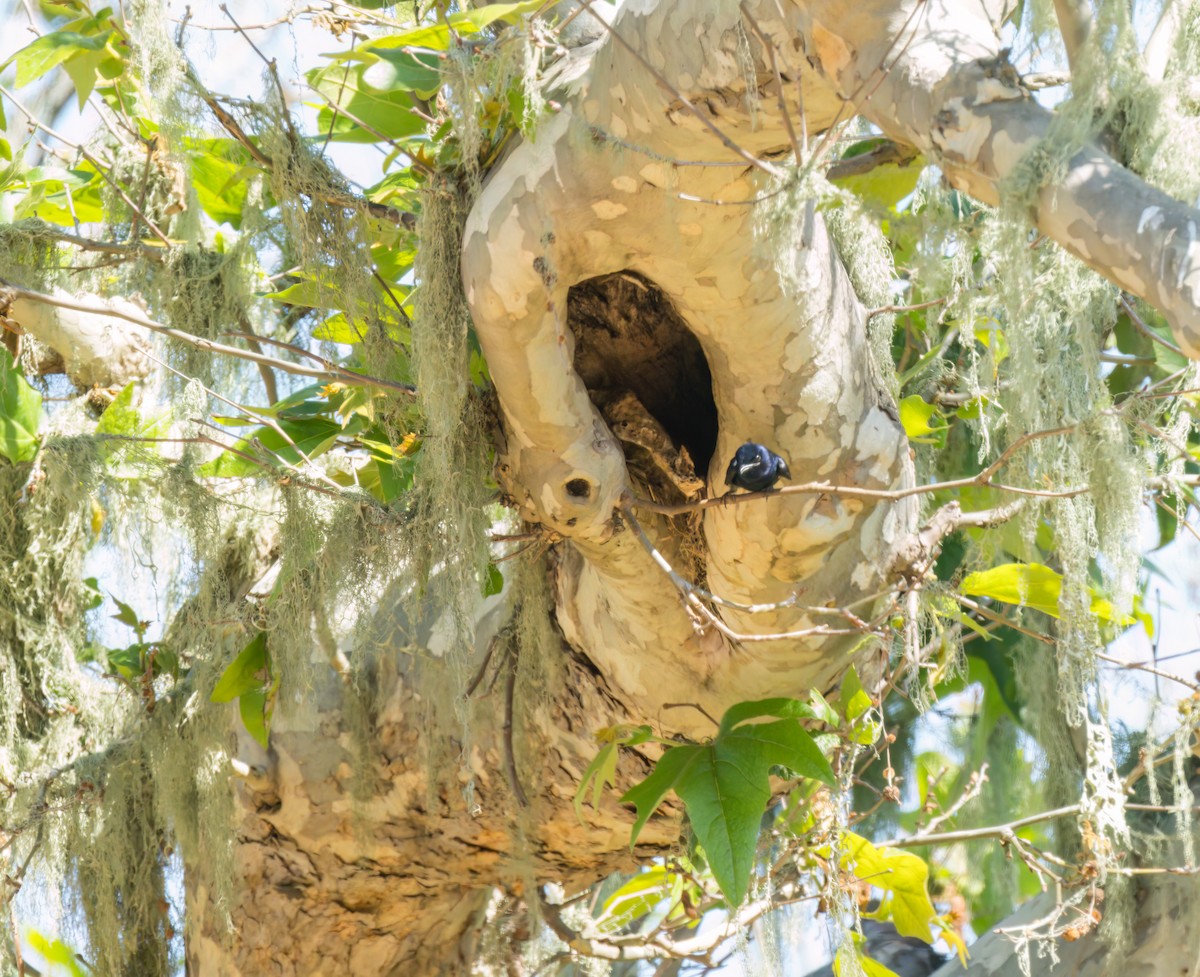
left=724, top=442, right=792, bottom=493
left=804, top=919, right=950, bottom=977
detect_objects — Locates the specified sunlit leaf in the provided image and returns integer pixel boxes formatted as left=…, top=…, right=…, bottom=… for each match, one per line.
left=622, top=714, right=834, bottom=905
left=594, top=867, right=680, bottom=935
left=842, top=832, right=937, bottom=941
left=0, top=348, right=43, bottom=463
left=211, top=632, right=269, bottom=703
left=898, top=394, right=946, bottom=443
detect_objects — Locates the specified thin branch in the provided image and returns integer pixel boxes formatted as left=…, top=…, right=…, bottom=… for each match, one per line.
left=921, top=764, right=989, bottom=835
left=885, top=804, right=1080, bottom=849
left=632, top=425, right=1082, bottom=517
left=866, top=296, right=945, bottom=320
left=1095, top=651, right=1200, bottom=692
left=828, top=141, right=923, bottom=185
left=1, top=283, right=416, bottom=394
left=1120, top=294, right=1184, bottom=356
left=618, top=498, right=874, bottom=645
left=1144, top=0, right=1182, bottom=84
left=1052, top=0, right=1094, bottom=77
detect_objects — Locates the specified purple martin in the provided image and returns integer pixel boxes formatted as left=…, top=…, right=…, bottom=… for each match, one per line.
left=724, top=442, right=792, bottom=493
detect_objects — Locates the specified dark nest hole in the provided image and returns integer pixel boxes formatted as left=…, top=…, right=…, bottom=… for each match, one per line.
left=567, top=270, right=719, bottom=487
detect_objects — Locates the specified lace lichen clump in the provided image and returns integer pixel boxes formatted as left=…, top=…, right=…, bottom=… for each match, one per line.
left=409, top=184, right=494, bottom=772
left=823, top=193, right=901, bottom=401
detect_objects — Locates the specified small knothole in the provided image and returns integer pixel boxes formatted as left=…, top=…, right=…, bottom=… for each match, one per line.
left=565, top=478, right=592, bottom=500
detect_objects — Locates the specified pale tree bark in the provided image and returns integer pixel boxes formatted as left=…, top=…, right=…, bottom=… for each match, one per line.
left=177, top=1, right=1200, bottom=973
left=2, top=287, right=150, bottom=389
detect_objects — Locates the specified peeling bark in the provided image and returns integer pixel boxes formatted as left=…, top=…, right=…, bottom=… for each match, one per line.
left=464, top=0, right=917, bottom=738
left=186, top=593, right=680, bottom=976
left=793, top=0, right=1200, bottom=356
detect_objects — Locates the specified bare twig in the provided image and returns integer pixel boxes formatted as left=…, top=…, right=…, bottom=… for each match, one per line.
left=1095, top=652, right=1200, bottom=693
left=885, top=804, right=1080, bottom=850
left=0, top=84, right=172, bottom=246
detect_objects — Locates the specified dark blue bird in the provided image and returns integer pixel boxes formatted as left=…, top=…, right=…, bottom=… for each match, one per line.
left=724, top=442, right=792, bottom=493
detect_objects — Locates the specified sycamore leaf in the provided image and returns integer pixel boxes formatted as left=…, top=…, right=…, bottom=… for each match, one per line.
left=717, top=697, right=818, bottom=735
left=833, top=935, right=902, bottom=977
left=481, top=563, right=503, bottom=597
left=6, top=30, right=109, bottom=88
left=329, top=0, right=546, bottom=54
left=308, top=64, right=429, bottom=143
left=109, top=595, right=142, bottom=632
left=623, top=716, right=834, bottom=905
left=840, top=666, right=873, bottom=722
left=574, top=724, right=654, bottom=821
left=239, top=689, right=270, bottom=748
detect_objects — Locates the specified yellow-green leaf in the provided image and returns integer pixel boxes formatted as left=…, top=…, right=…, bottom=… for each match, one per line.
left=841, top=832, right=937, bottom=941
left=898, top=395, right=945, bottom=443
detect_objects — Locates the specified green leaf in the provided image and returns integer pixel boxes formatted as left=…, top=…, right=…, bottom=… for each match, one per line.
left=110, top=595, right=141, bottom=631
left=188, top=139, right=256, bottom=228
left=24, top=930, right=87, bottom=977
left=81, top=577, right=103, bottom=611
left=834, top=936, right=902, bottom=977
left=958, top=561, right=1146, bottom=626
left=308, top=64, right=429, bottom=143
left=717, top=697, right=817, bottom=735
left=239, top=689, right=270, bottom=748
left=622, top=743, right=702, bottom=848
left=211, top=632, right=269, bottom=702
left=481, top=563, right=503, bottom=597
left=842, top=832, right=937, bottom=941
left=356, top=48, right=442, bottom=97
left=594, top=867, right=680, bottom=935
left=198, top=416, right=343, bottom=477
left=105, top=644, right=143, bottom=681
left=0, top=348, right=43, bottom=463
left=840, top=666, right=873, bottom=722
left=343, top=0, right=546, bottom=52
left=830, top=138, right=923, bottom=212
left=575, top=725, right=655, bottom=821
left=898, top=394, right=946, bottom=443
left=7, top=30, right=109, bottom=88
left=962, top=562, right=1063, bottom=617
left=574, top=740, right=619, bottom=820
left=623, top=719, right=835, bottom=905
left=352, top=455, right=415, bottom=501
left=313, top=312, right=367, bottom=343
